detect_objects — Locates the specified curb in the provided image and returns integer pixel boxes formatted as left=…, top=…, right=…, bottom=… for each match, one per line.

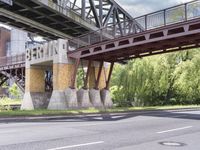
left=0, top=107, right=199, bottom=122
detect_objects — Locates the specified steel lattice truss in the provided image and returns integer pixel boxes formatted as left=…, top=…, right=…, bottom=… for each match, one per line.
left=55, top=0, right=143, bottom=35
left=0, top=70, right=25, bottom=93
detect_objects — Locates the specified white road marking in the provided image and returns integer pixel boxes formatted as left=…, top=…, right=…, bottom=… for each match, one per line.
left=112, top=116, right=123, bottom=119
left=157, top=126, right=193, bottom=134
left=47, top=141, right=104, bottom=150
left=172, top=115, right=188, bottom=118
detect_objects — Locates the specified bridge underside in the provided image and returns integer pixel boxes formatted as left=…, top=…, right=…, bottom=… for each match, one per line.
left=0, top=0, right=138, bottom=40
left=0, top=0, right=93, bottom=39
left=68, top=18, right=200, bottom=62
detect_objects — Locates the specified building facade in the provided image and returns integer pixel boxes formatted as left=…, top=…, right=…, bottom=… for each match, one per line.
left=0, top=27, right=27, bottom=57
left=0, top=27, right=10, bottom=57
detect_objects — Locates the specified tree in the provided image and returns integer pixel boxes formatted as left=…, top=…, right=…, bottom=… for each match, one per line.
left=110, top=48, right=200, bottom=107
left=9, top=84, right=20, bottom=99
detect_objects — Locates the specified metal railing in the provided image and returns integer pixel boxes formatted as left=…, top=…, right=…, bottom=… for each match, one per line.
left=68, top=0, right=200, bottom=51
left=0, top=54, right=25, bottom=67
left=46, top=0, right=96, bottom=25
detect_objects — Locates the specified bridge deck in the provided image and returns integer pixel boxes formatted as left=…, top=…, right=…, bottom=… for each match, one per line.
left=68, top=0, right=200, bottom=62
left=0, top=54, right=25, bottom=71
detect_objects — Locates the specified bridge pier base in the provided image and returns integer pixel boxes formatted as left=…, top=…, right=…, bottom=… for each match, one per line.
left=89, top=89, right=103, bottom=108
left=48, top=90, right=66, bottom=110
left=87, top=62, right=113, bottom=108
left=64, top=88, right=78, bottom=109
left=77, top=88, right=92, bottom=108
left=48, top=63, right=78, bottom=110
left=100, top=89, right=113, bottom=108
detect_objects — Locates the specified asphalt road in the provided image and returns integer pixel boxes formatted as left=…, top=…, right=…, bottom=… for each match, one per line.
left=0, top=109, right=200, bottom=150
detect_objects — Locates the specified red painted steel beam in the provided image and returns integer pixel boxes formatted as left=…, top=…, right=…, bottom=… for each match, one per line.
left=89, top=33, right=200, bottom=61
left=70, top=58, right=80, bottom=89
left=68, top=18, right=200, bottom=62
left=94, top=61, right=104, bottom=90
left=105, top=62, right=114, bottom=90
left=83, top=60, right=92, bottom=89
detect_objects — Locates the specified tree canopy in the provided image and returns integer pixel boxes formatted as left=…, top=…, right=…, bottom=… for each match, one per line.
left=110, top=49, right=200, bottom=107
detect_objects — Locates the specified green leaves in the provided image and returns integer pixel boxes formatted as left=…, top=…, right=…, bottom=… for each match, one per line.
left=111, top=49, right=200, bottom=107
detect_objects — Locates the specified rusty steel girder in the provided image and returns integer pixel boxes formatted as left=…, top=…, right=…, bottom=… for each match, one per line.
left=68, top=18, right=200, bottom=62
left=0, top=68, right=25, bottom=93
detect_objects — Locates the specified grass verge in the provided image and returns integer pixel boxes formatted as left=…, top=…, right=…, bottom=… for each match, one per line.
left=0, top=98, right=21, bottom=106
left=0, top=105, right=199, bottom=117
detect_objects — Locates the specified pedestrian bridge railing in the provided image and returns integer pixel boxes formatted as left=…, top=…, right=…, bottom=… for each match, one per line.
left=39, top=0, right=95, bottom=25
left=68, top=0, right=200, bottom=51
left=0, top=54, right=25, bottom=67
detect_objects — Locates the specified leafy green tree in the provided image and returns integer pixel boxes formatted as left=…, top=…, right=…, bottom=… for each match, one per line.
left=9, top=84, right=20, bottom=99
left=77, top=68, right=84, bottom=89
left=173, top=51, right=200, bottom=104
left=110, top=49, right=200, bottom=107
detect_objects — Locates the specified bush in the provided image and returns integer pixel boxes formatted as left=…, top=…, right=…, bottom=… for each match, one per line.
left=9, top=84, right=21, bottom=99
left=0, top=97, right=12, bottom=111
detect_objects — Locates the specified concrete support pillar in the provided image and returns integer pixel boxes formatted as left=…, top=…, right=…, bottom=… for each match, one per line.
left=88, top=66, right=108, bottom=90
left=48, top=39, right=79, bottom=110
left=100, top=89, right=113, bottom=108
left=77, top=88, right=92, bottom=108
left=21, top=67, right=50, bottom=110
left=53, top=63, right=74, bottom=90
left=88, top=62, right=110, bottom=107
left=48, top=63, right=78, bottom=110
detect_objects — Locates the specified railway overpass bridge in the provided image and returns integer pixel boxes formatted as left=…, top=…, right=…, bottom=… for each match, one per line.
left=0, top=0, right=139, bottom=39
left=0, top=0, right=200, bottom=110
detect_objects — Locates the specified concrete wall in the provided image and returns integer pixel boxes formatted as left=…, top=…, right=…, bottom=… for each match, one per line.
left=0, top=27, right=10, bottom=57
left=9, top=28, right=27, bottom=56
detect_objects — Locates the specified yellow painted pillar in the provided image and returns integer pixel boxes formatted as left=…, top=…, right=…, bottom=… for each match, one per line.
left=53, top=63, right=75, bottom=90
left=21, top=67, right=45, bottom=110
left=88, top=65, right=109, bottom=90
left=88, top=62, right=110, bottom=108
left=25, top=67, right=45, bottom=93
left=48, top=63, right=77, bottom=110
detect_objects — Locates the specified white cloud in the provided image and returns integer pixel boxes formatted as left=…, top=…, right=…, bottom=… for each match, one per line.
left=115, top=0, right=192, bottom=17
left=0, top=0, right=193, bottom=29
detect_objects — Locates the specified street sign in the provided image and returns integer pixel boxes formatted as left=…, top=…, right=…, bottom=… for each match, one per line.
left=0, top=0, right=13, bottom=6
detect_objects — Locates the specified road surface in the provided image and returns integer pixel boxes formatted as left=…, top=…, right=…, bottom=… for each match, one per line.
left=0, top=109, right=200, bottom=150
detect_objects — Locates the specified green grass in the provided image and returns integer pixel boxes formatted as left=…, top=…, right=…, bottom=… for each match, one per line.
left=0, top=105, right=199, bottom=117
left=0, top=98, right=21, bottom=106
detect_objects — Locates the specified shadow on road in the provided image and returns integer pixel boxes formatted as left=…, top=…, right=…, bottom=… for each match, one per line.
left=0, top=109, right=199, bottom=124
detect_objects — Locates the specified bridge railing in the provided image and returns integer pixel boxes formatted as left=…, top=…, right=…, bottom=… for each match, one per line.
left=68, top=20, right=143, bottom=51
left=0, top=54, right=25, bottom=67
left=135, top=0, right=200, bottom=30
left=45, top=0, right=95, bottom=25
left=68, top=0, right=200, bottom=51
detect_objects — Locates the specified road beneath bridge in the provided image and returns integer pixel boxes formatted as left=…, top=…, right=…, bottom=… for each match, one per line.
left=0, top=109, right=199, bottom=150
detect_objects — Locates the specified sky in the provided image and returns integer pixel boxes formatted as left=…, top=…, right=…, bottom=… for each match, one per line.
left=0, top=0, right=193, bottom=29
left=115, top=0, right=192, bottom=17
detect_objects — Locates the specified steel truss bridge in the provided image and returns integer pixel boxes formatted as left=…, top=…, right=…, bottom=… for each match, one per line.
left=0, top=0, right=140, bottom=39
left=1, top=0, right=200, bottom=91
